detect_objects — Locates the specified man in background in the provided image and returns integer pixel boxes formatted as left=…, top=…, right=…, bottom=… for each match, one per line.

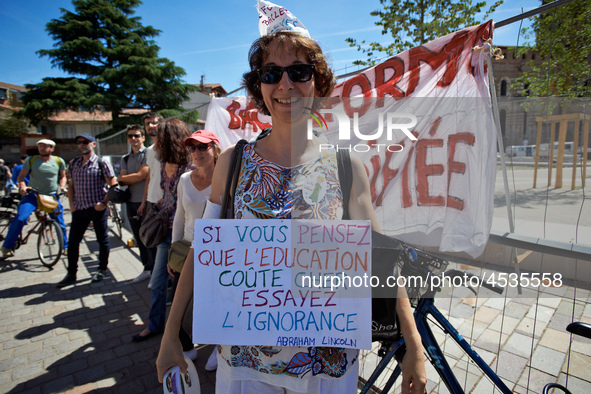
left=10, top=155, right=30, bottom=190
left=1, top=140, right=67, bottom=260
left=0, top=159, right=11, bottom=196
left=117, top=125, right=151, bottom=283
left=57, top=134, right=116, bottom=288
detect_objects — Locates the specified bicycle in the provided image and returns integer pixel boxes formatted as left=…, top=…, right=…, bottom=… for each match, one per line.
left=359, top=246, right=508, bottom=394
left=107, top=201, right=123, bottom=239
left=0, top=190, right=64, bottom=267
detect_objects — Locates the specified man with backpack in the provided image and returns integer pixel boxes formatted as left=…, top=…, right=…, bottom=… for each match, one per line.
left=115, top=124, right=152, bottom=282
left=56, top=134, right=116, bottom=288
left=1, top=139, right=67, bottom=260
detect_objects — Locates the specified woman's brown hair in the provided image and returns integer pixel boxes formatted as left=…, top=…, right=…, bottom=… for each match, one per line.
left=155, top=119, right=191, bottom=166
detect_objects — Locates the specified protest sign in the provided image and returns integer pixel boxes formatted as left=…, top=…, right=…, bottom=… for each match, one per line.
left=192, top=219, right=372, bottom=350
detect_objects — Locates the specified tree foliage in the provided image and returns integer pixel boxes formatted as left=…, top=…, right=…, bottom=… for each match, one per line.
left=18, top=0, right=195, bottom=125
left=347, top=0, right=502, bottom=66
left=0, top=116, right=32, bottom=138
left=515, top=0, right=591, bottom=97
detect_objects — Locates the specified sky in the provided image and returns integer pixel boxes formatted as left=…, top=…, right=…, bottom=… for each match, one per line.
left=0, top=0, right=542, bottom=95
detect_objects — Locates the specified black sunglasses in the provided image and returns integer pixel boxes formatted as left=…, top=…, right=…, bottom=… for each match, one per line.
left=187, top=143, right=211, bottom=152
left=257, top=64, right=315, bottom=84
left=127, top=134, right=142, bottom=139
left=76, top=140, right=90, bottom=145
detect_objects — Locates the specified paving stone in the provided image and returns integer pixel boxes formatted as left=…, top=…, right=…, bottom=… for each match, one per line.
left=474, top=306, right=500, bottom=324
left=13, top=341, right=43, bottom=358
left=562, top=351, right=591, bottom=381
left=504, top=332, right=537, bottom=358
left=494, top=350, right=528, bottom=383
left=539, top=328, right=571, bottom=353
left=525, top=304, right=556, bottom=323
left=503, top=301, right=530, bottom=319
left=488, top=314, right=520, bottom=334
left=11, top=362, right=44, bottom=381
left=530, top=346, right=565, bottom=377
left=515, top=316, right=548, bottom=338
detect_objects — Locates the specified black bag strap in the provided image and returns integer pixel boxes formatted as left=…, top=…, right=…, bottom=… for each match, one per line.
left=221, top=139, right=248, bottom=219
left=336, top=149, right=352, bottom=220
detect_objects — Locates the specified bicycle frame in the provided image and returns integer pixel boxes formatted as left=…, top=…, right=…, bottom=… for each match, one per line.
left=19, top=210, right=48, bottom=246
left=415, top=297, right=512, bottom=393
left=361, top=295, right=512, bottom=394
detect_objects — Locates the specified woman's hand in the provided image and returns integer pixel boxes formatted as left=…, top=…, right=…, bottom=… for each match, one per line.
left=399, top=340, right=427, bottom=394
left=167, top=265, right=175, bottom=277
left=156, top=334, right=187, bottom=382
left=94, top=202, right=107, bottom=211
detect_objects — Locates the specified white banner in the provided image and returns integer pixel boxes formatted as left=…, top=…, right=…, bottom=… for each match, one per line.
left=204, top=96, right=271, bottom=150
left=192, top=219, right=372, bottom=349
left=204, top=22, right=497, bottom=257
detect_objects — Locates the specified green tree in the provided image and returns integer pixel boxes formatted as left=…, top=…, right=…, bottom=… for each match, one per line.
left=18, top=0, right=195, bottom=125
left=347, top=0, right=502, bottom=66
left=515, top=0, right=591, bottom=97
left=0, top=116, right=32, bottom=138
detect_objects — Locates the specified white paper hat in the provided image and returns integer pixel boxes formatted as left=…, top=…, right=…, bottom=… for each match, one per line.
left=257, top=0, right=310, bottom=38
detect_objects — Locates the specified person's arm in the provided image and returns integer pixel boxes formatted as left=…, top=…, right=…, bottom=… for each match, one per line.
left=139, top=164, right=150, bottom=216
left=347, top=154, right=426, bottom=394
left=171, top=176, right=186, bottom=244
left=156, top=147, right=234, bottom=382
left=67, top=179, right=76, bottom=212
left=17, top=168, right=30, bottom=195
left=95, top=175, right=117, bottom=211
left=117, top=166, right=149, bottom=186
left=58, top=169, right=67, bottom=192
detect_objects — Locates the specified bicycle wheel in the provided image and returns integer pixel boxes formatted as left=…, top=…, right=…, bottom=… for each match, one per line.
left=109, top=203, right=123, bottom=239
left=37, top=220, right=64, bottom=267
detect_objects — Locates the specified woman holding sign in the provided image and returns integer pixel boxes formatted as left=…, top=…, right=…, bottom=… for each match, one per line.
left=157, top=1, right=426, bottom=393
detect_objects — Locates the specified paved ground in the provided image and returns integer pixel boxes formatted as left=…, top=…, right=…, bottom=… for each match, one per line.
left=0, top=204, right=216, bottom=394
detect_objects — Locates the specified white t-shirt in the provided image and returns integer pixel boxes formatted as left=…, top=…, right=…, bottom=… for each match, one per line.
left=172, top=171, right=211, bottom=244
left=145, top=145, right=163, bottom=203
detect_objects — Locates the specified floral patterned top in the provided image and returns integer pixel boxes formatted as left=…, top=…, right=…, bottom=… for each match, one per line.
left=217, top=142, right=357, bottom=392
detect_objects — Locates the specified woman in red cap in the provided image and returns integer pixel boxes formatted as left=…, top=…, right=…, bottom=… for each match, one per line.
left=168, top=129, right=221, bottom=367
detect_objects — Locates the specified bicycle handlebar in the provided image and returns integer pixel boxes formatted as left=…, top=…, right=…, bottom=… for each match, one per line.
left=400, top=247, right=505, bottom=296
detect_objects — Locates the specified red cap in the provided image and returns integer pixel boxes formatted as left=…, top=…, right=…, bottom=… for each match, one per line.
left=184, top=130, right=220, bottom=146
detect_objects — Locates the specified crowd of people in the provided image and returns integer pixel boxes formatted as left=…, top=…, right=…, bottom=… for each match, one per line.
left=0, top=113, right=223, bottom=368
left=0, top=1, right=429, bottom=392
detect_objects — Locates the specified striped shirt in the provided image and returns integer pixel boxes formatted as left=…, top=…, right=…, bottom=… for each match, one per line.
left=68, top=153, right=115, bottom=210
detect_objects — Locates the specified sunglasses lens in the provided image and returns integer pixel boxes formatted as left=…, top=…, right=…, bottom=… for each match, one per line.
left=188, top=144, right=210, bottom=152
left=288, top=65, right=314, bottom=83
left=258, top=67, right=281, bottom=84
